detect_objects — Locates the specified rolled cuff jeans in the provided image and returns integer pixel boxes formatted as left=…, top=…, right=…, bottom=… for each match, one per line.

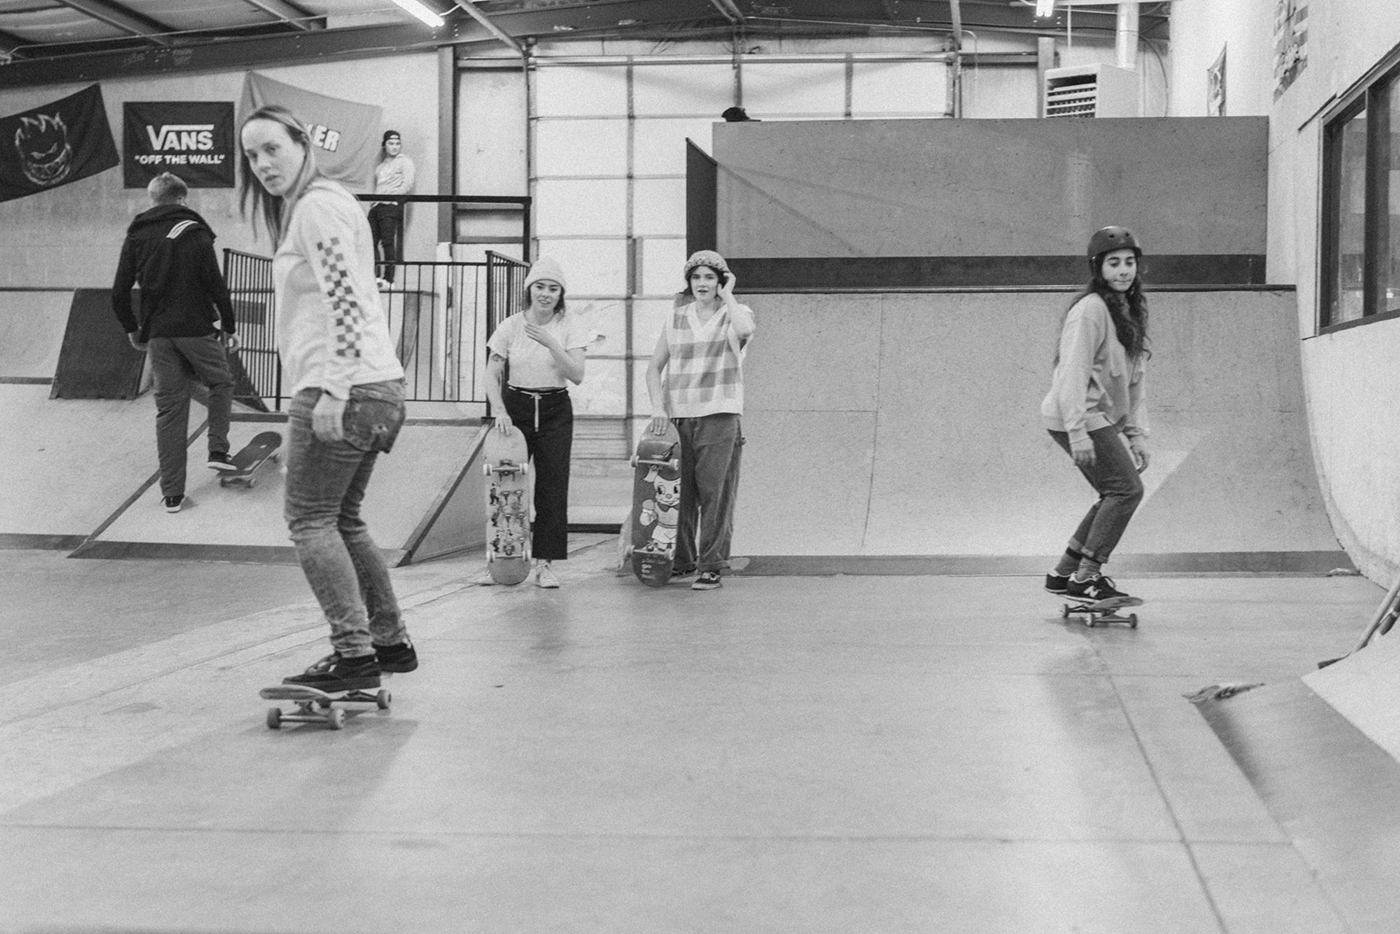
left=675, top=413, right=744, bottom=573
left=1048, top=425, right=1144, bottom=565
left=284, top=381, right=408, bottom=657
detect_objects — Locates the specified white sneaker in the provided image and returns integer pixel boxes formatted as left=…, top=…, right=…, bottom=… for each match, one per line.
left=536, top=563, right=560, bottom=589
left=376, top=277, right=392, bottom=290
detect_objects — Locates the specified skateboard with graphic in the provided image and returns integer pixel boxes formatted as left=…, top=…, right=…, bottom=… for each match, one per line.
left=219, top=431, right=282, bottom=489
left=1059, top=595, right=1142, bottom=628
left=483, top=427, right=531, bottom=585
left=259, top=684, right=392, bottom=730
left=629, top=423, right=682, bottom=587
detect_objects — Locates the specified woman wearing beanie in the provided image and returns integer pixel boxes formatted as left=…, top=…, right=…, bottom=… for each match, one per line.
left=1041, top=226, right=1151, bottom=610
left=645, top=250, right=756, bottom=591
left=484, top=256, right=589, bottom=588
left=368, top=130, right=415, bottom=287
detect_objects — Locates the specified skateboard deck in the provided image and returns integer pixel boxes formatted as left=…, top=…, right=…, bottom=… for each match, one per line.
left=1059, top=595, right=1143, bottom=629
left=259, top=684, right=392, bottom=730
left=219, top=430, right=282, bottom=489
left=630, top=423, right=682, bottom=587
left=483, top=428, right=531, bottom=585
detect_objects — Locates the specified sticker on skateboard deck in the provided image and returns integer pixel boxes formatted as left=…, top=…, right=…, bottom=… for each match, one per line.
left=629, top=423, right=682, bottom=587
left=483, top=428, right=531, bottom=585
left=219, top=430, right=282, bottom=489
left=259, top=684, right=391, bottom=730
left=1059, top=595, right=1143, bottom=629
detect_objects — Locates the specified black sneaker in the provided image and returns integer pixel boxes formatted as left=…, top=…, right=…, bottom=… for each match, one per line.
left=163, top=495, right=185, bottom=513
left=207, top=451, right=235, bottom=471
left=1045, top=572, right=1071, bottom=595
left=375, top=640, right=418, bottom=673
left=692, top=570, right=722, bottom=591
left=1064, top=573, right=1134, bottom=607
left=283, top=652, right=381, bottom=691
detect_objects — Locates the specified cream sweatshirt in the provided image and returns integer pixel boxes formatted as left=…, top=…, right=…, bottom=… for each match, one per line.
left=1040, top=292, right=1148, bottom=444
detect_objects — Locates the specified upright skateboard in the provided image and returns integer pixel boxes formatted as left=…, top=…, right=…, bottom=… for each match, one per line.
left=630, top=423, right=682, bottom=587
left=259, top=684, right=391, bottom=730
left=219, top=431, right=282, bottom=489
left=483, top=427, right=531, bottom=585
left=1059, top=595, right=1143, bottom=628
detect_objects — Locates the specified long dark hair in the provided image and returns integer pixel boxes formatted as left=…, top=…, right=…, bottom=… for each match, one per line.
left=1059, top=251, right=1150, bottom=362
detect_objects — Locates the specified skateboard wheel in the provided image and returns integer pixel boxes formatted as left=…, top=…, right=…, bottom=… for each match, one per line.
left=375, top=690, right=391, bottom=710
left=1060, top=604, right=1071, bottom=619
left=1128, top=614, right=1139, bottom=629
left=266, top=708, right=282, bottom=730
left=246, top=478, right=257, bottom=489
left=483, top=462, right=490, bottom=476
left=667, top=459, right=679, bottom=471
left=630, top=455, right=638, bottom=467
left=1085, top=616, right=1096, bottom=628
left=327, top=708, right=346, bottom=730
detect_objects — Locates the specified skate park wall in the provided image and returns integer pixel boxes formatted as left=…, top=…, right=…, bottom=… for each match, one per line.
left=732, top=288, right=1344, bottom=568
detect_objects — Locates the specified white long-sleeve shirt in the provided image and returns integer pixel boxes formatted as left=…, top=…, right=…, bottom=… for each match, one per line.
left=273, top=180, right=404, bottom=399
left=1040, top=292, right=1148, bottom=444
left=372, top=154, right=415, bottom=200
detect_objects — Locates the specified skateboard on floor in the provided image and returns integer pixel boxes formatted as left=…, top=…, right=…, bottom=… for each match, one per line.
left=1059, top=595, right=1142, bottom=629
left=259, top=684, right=391, bottom=730
left=483, top=427, right=531, bottom=585
left=219, top=430, right=282, bottom=489
left=629, top=423, right=682, bottom=587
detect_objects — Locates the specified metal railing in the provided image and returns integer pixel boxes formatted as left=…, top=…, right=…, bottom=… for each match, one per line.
left=223, top=248, right=528, bottom=409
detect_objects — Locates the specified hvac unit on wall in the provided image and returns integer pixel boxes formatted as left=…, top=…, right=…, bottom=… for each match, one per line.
left=1044, top=64, right=1140, bottom=118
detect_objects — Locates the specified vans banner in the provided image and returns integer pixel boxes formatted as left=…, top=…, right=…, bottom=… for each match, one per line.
left=123, top=101, right=236, bottom=188
left=238, top=72, right=383, bottom=191
left=0, top=84, right=120, bottom=203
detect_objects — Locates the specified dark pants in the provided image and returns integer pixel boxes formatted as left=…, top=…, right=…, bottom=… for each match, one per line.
left=148, top=335, right=233, bottom=499
left=367, top=203, right=403, bottom=283
left=1049, top=426, right=1144, bottom=564
left=675, top=414, right=744, bottom=573
left=504, top=385, right=573, bottom=562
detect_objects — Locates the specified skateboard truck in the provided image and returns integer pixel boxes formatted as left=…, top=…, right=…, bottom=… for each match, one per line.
left=259, top=684, right=391, bottom=730
left=1060, top=601, right=1139, bottom=629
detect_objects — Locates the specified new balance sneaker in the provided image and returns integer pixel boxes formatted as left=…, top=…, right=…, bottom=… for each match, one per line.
left=375, top=640, right=418, bottom=674
left=692, top=570, right=722, bottom=591
left=207, top=451, right=235, bottom=472
left=1044, top=572, right=1071, bottom=595
left=163, top=494, right=185, bottom=513
left=1064, top=573, right=1134, bottom=606
left=536, top=563, right=560, bottom=589
left=283, top=652, right=381, bottom=692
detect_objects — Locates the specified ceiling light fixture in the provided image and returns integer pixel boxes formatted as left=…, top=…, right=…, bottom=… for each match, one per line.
left=1035, top=0, right=1055, bottom=17
left=390, top=0, right=445, bottom=28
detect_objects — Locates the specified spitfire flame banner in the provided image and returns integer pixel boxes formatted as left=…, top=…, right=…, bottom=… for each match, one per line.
left=123, top=101, right=235, bottom=188
left=0, top=84, right=120, bottom=204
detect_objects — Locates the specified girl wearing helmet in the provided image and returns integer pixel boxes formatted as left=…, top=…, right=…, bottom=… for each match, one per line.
left=645, top=250, right=756, bottom=591
left=1040, top=226, right=1151, bottom=608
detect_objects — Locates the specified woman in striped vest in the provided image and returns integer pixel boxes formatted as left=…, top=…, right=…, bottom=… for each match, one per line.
left=645, top=251, right=756, bottom=591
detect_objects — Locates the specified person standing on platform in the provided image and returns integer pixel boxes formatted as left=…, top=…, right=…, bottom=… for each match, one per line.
left=645, top=250, right=755, bottom=591
left=368, top=130, right=415, bottom=289
left=239, top=105, right=416, bottom=691
left=483, top=257, right=589, bottom=589
left=111, top=171, right=242, bottom=514
left=1042, top=226, right=1151, bottom=605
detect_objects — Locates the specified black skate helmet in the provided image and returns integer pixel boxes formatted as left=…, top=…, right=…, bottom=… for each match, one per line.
left=1087, top=226, right=1141, bottom=259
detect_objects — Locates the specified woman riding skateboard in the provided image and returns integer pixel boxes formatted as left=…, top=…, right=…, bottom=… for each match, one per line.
left=484, top=256, right=589, bottom=588
left=239, top=105, right=416, bottom=691
left=645, top=250, right=756, bottom=591
left=1042, top=226, right=1151, bottom=607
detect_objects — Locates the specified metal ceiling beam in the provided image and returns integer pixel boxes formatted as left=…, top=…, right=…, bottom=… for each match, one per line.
left=238, top=0, right=321, bottom=32
left=452, top=0, right=525, bottom=55
left=56, top=0, right=174, bottom=46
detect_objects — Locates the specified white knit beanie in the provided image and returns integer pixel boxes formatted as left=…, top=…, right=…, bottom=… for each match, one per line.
left=524, top=256, right=567, bottom=291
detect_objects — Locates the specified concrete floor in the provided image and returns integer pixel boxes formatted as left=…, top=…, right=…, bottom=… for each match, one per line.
left=0, top=538, right=1392, bottom=933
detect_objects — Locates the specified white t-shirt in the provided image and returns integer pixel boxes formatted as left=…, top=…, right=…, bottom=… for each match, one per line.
left=487, top=311, right=590, bottom=389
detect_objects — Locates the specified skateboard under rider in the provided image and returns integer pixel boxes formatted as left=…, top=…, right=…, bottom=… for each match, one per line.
left=218, top=430, right=282, bottom=489
left=629, top=422, right=682, bottom=587
left=483, top=426, right=531, bottom=585
left=1058, top=594, right=1143, bottom=628
left=259, top=684, right=392, bottom=730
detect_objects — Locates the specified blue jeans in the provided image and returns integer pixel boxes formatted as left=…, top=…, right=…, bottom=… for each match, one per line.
left=285, top=381, right=408, bottom=657
left=1049, top=426, right=1144, bottom=564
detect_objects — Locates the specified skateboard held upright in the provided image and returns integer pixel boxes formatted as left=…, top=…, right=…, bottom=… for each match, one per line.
left=219, top=431, right=282, bottom=489
left=483, top=427, right=531, bottom=585
left=630, top=423, right=682, bottom=587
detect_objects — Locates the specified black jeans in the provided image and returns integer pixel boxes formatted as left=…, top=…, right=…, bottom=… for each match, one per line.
left=503, top=385, right=573, bottom=562
left=367, top=203, right=403, bottom=282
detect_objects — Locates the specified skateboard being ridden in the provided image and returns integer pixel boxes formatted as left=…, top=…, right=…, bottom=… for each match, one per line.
left=218, top=430, right=282, bottom=489
left=1053, top=572, right=1143, bottom=628
left=629, top=423, right=682, bottom=587
left=483, top=426, right=531, bottom=585
left=260, top=684, right=391, bottom=730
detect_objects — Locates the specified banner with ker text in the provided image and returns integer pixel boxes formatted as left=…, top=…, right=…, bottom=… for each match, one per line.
left=123, top=101, right=235, bottom=188
left=238, top=72, right=382, bottom=191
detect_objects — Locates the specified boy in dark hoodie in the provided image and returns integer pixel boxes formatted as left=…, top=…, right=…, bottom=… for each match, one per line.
left=111, top=172, right=241, bottom=513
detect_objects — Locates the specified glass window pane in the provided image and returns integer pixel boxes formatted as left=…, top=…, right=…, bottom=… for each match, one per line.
left=1331, top=107, right=1367, bottom=324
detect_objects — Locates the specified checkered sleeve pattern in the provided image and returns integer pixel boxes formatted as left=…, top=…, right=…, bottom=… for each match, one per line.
left=314, top=235, right=365, bottom=360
